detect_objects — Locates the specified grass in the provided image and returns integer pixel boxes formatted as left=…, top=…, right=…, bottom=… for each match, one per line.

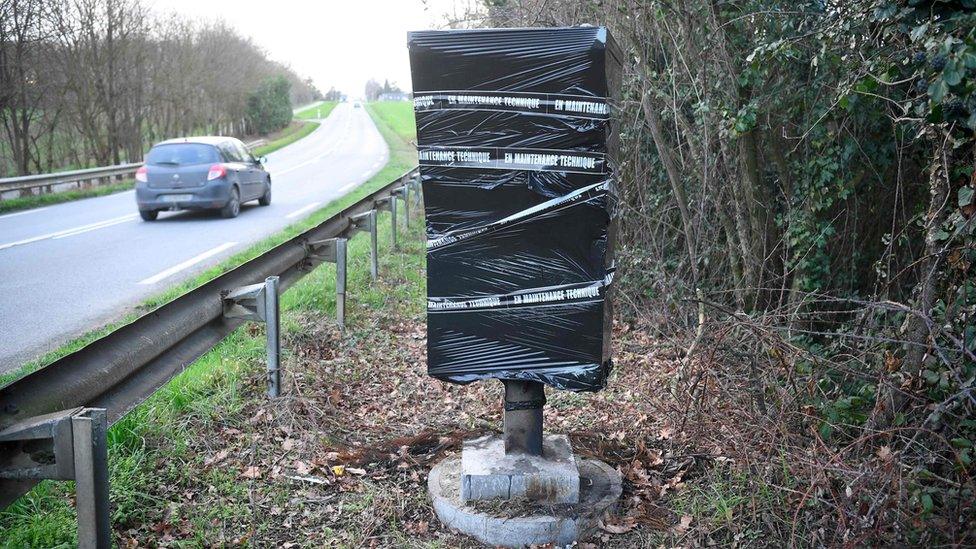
left=0, top=181, right=135, bottom=215
left=0, top=121, right=323, bottom=216
left=0, top=98, right=418, bottom=547
left=294, top=101, right=338, bottom=121
left=367, top=102, right=417, bottom=145
left=250, top=120, right=321, bottom=157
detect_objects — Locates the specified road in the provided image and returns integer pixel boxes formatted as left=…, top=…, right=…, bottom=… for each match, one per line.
left=0, top=103, right=388, bottom=372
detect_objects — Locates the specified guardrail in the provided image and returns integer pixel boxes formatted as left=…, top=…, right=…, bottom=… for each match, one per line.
left=0, top=162, right=143, bottom=198
left=0, top=140, right=269, bottom=200
left=0, top=167, right=422, bottom=547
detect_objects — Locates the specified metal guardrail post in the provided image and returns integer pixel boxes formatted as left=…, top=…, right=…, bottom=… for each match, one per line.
left=411, top=173, right=422, bottom=209
left=73, top=409, right=111, bottom=548
left=393, top=184, right=410, bottom=229
left=306, top=237, right=348, bottom=327
left=350, top=210, right=378, bottom=280
left=221, top=276, right=281, bottom=397
left=375, top=196, right=397, bottom=249
left=0, top=407, right=111, bottom=548
left=265, top=276, right=281, bottom=397
left=336, top=239, right=347, bottom=326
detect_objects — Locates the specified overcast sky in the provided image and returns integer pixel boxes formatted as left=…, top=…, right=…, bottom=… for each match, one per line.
left=146, top=0, right=478, bottom=100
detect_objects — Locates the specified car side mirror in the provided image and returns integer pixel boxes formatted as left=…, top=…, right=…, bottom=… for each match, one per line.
left=257, top=156, right=267, bottom=165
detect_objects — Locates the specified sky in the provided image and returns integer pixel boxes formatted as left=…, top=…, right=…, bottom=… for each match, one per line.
left=146, top=0, right=480, bottom=100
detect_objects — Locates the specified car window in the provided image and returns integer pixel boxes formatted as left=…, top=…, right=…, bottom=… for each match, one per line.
left=218, top=142, right=241, bottom=162
left=146, top=144, right=220, bottom=166
left=234, top=141, right=253, bottom=163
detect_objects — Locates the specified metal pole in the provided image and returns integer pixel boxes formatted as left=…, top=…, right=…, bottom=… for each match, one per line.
left=335, top=238, right=347, bottom=328
left=403, top=185, right=410, bottom=229
left=264, top=276, right=280, bottom=397
left=502, top=380, right=544, bottom=456
left=390, top=197, right=398, bottom=249
left=413, top=174, right=422, bottom=208
left=369, top=210, right=378, bottom=280
left=72, top=408, right=111, bottom=549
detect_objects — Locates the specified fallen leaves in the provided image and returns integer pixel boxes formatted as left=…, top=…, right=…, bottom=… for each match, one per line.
left=204, top=448, right=230, bottom=467
left=240, top=466, right=262, bottom=479
left=599, top=515, right=637, bottom=534
left=674, top=514, right=693, bottom=534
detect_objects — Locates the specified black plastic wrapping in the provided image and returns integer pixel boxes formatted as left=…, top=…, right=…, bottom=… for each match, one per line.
left=408, top=27, right=621, bottom=392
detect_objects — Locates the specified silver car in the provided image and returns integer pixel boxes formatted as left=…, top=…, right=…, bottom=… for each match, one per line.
left=135, top=136, right=270, bottom=221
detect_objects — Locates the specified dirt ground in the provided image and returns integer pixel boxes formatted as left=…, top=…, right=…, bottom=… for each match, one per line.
left=114, top=270, right=705, bottom=548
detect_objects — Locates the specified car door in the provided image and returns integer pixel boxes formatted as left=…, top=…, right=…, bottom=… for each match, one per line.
left=234, top=140, right=262, bottom=200
left=218, top=142, right=249, bottom=197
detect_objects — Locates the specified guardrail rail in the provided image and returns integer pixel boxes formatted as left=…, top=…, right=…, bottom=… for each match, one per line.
left=0, top=167, right=422, bottom=547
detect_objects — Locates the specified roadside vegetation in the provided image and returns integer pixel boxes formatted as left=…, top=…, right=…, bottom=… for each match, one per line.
left=294, top=101, right=339, bottom=121
left=249, top=121, right=320, bottom=158
left=0, top=181, right=135, bottom=215
left=474, top=1, right=975, bottom=545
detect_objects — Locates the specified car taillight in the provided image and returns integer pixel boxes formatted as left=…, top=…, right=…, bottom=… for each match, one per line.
left=207, top=164, right=227, bottom=181
left=135, top=166, right=148, bottom=183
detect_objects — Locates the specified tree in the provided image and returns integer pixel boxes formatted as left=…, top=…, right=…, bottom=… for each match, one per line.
left=246, top=75, right=292, bottom=135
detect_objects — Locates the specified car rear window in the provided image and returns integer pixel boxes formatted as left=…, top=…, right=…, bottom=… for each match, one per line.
left=146, top=143, right=220, bottom=166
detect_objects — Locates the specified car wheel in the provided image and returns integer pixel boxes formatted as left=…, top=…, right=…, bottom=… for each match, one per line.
left=139, top=209, right=158, bottom=221
left=220, top=187, right=241, bottom=218
left=258, top=182, right=271, bottom=206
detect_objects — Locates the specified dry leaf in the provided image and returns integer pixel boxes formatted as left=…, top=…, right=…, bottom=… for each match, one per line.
left=204, top=449, right=230, bottom=467
left=347, top=467, right=367, bottom=476
left=674, top=514, right=693, bottom=533
left=598, top=517, right=636, bottom=534
left=331, top=465, right=346, bottom=476
left=241, top=466, right=262, bottom=479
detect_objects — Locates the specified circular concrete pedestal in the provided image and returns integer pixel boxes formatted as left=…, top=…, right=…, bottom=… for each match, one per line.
left=428, top=455, right=622, bottom=548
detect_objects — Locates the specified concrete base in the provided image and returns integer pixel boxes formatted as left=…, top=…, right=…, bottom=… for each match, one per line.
left=429, top=455, right=622, bottom=548
left=462, top=435, right=579, bottom=504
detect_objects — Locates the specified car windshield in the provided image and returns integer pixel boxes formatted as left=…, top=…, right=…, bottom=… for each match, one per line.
left=146, top=143, right=220, bottom=166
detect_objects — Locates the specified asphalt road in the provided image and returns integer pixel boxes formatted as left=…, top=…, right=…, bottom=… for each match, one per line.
left=0, top=103, right=389, bottom=372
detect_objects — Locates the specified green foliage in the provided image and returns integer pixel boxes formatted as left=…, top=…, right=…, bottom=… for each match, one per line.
left=246, top=76, right=293, bottom=135
left=293, top=101, right=338, bottom=120
left=0, top=181, right=134, bottom=215
left=250, top=121, right=319, bottom=157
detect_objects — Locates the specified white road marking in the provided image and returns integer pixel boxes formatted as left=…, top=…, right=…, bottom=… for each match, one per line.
left=0, top=207, right=49, bottom=221
left=338, top=182, right=357, bottom=194
left=0, top=213, right=138, bottom=251
left=285, top=202, right=321, bottom=219
left=53, top=215, right=137, bottom=240
left=138, top=242, right=237, bottom=285
left=275, top=156, right=319, bottom=176
left=361, top=171, right=372, bottom=178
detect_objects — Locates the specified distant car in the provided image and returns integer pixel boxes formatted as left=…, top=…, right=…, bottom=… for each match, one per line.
left=353, top=102, right=362, bottom=109
left=135, top=136, right=270, bottom=221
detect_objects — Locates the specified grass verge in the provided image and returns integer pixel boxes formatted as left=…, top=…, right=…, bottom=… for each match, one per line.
left=0, top=181, right=135, bottom=215
left=250, top=120, right=321, bottom=157
left=294, top=101, right=338, bottom=121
